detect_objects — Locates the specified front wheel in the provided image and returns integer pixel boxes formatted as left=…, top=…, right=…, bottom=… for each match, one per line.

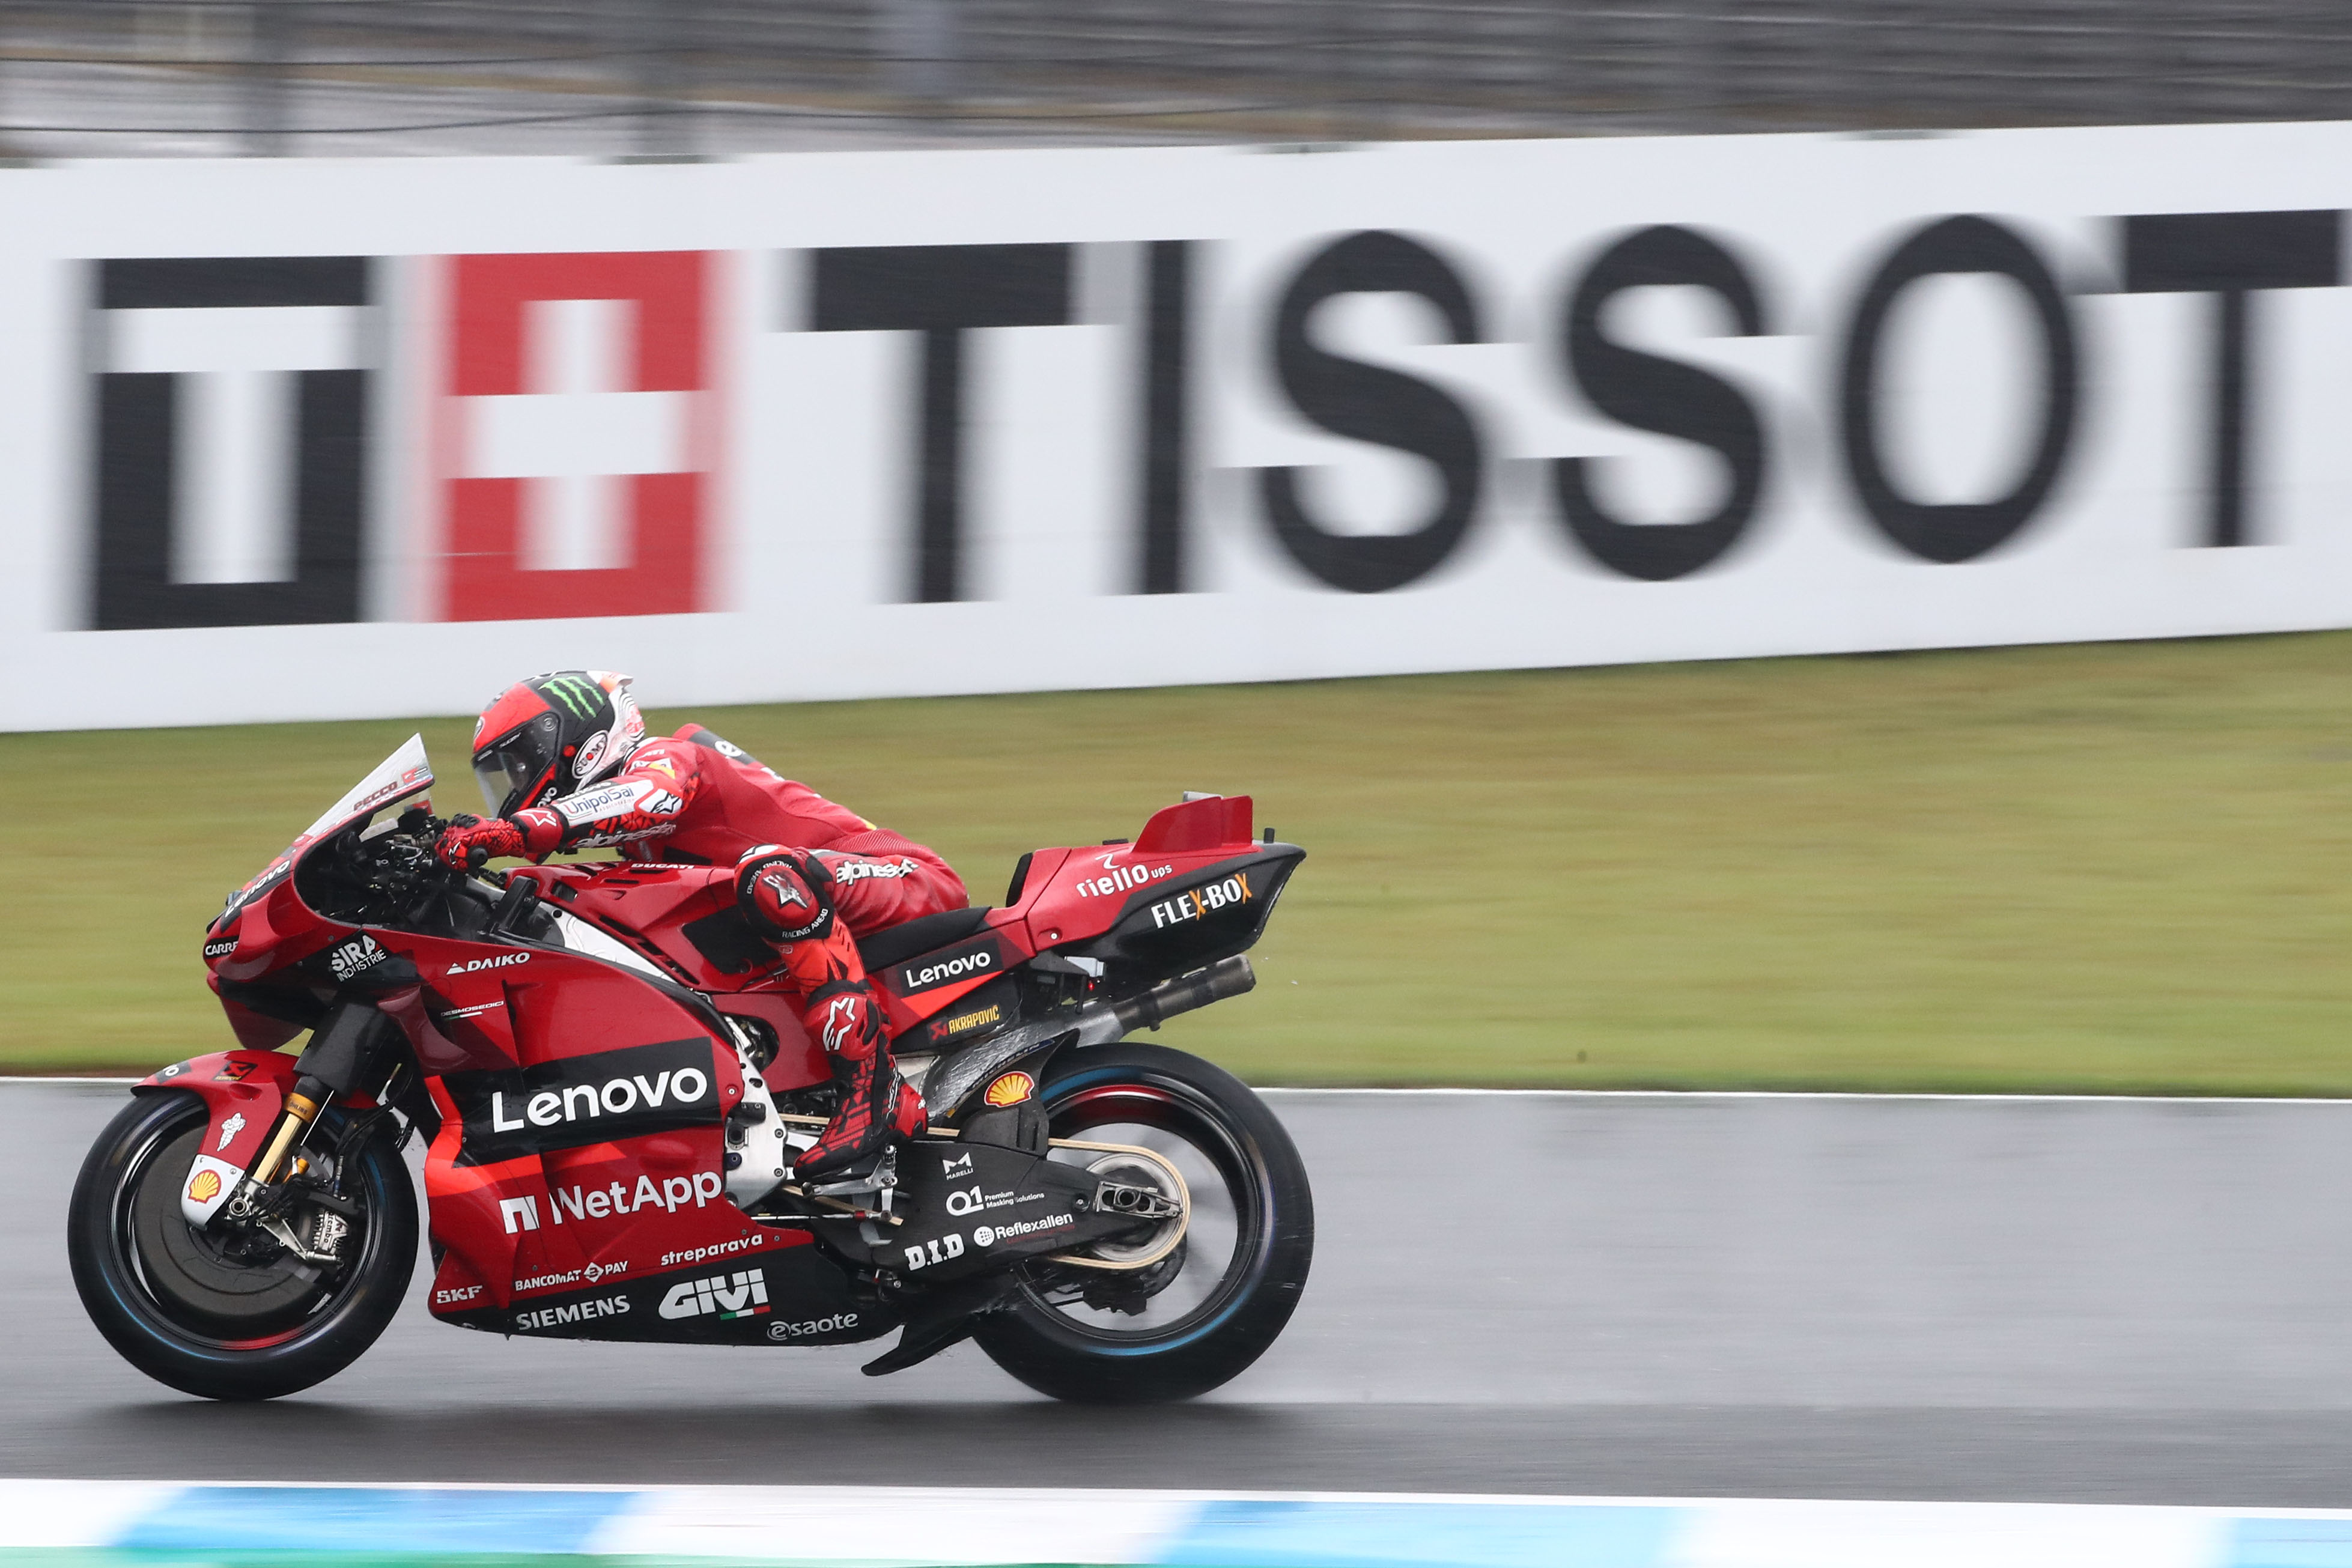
left=973, top=1041, right=1313, bottom=1403
left=67, top=1090, right=416, bottom=1400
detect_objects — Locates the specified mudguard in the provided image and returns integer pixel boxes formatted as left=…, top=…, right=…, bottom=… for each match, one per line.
left=135, top=1050, right=297, bottom=1226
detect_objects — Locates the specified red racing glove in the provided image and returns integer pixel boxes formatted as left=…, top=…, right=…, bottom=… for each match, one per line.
left=436, top=810, right=562, bottom=871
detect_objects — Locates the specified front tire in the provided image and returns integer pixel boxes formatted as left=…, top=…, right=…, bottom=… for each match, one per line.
left=67, top=1090, right=416, bottom=1401
left=973, top=1042, right=1313, bottom=1403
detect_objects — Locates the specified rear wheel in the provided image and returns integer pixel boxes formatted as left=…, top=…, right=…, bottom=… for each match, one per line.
left=67, top=1090, right=416, bottom=1401
left=973, top=1042, right=1313, bottom=1403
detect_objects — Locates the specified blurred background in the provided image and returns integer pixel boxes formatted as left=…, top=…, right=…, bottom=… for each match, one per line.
left=0, top=0, right=2343, bottom=160
left=11, top=1, right=2352, bottom=1094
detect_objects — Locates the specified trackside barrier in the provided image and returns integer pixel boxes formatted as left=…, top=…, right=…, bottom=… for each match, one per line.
left=17, top=122, right=2352, bottom=731
left=2, top=1481, right=2351, bottom=1566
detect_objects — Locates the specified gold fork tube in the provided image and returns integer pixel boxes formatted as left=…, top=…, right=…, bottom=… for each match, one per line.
left=248, top=1091, right=322, bottom=1188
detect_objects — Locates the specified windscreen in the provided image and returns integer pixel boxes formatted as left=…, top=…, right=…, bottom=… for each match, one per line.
left=298, top=734, right=436, bottom=841
left=219, top=735, right=436, bottom=925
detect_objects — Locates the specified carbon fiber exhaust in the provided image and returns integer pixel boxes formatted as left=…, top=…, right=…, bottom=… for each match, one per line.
left=1111, top=955, right=1256, bottom=1033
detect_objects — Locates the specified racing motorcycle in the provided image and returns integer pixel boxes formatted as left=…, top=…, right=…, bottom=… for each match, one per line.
left=67, top=735, right=1311, bottom=1404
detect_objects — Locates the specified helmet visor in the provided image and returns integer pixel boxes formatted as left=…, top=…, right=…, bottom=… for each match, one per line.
left=473, top=714, right=561, bottom=816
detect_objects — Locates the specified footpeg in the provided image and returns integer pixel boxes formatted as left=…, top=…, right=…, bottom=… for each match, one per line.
left=808, top=1146, right=898, bottom=1199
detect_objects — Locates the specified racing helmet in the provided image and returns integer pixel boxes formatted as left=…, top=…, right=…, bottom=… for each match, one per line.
left=470, top=670, right=646, bottom=816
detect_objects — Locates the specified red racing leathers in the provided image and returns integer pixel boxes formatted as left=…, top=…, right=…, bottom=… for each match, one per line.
left=513, top=725, right=967, bottom=934
left=440, top=725, right=963, bottom=1179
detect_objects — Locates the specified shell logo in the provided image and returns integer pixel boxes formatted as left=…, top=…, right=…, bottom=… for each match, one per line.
left=186, top=1169, right=222, bottom=1204
left=983, top=1071, right=1035, bottom=1108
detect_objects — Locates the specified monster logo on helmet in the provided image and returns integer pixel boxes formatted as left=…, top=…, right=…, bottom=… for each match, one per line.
left=470, top=670, right=647, bottom=817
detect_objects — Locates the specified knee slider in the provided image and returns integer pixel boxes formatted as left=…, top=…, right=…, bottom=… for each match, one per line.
left=737, top=845, right=836, bottom=943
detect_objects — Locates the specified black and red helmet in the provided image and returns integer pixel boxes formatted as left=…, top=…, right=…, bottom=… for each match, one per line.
left=470, top=670, right=646, bottom=816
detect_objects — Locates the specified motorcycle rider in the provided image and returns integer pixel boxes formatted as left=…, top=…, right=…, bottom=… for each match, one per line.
left=433, top=670, right=964, bottom=1182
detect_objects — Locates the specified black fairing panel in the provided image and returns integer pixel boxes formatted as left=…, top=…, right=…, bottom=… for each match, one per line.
left=857, top=907, right=995, bottom=973
left=1079, top=845, right=1304, bottom=972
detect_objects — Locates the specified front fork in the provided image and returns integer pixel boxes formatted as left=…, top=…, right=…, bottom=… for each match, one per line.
left=219, top=998, right=407, bottom=1261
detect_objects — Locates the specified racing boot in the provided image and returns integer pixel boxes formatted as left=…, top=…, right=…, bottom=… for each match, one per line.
left=734, top=845, right=925, bottom=1184
left=793, top=978, right=926, bottom=1184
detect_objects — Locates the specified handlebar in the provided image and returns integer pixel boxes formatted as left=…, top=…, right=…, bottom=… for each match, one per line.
left=322, top=809, right=484, bottom=920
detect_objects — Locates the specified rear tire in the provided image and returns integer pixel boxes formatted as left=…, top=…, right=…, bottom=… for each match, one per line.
left=973, top=1042, right=1313, bottom=1403
left=67, top=1090, right=416, bottom=1401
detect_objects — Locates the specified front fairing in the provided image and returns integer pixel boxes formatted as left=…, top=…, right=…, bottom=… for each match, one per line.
left=207, top=735, right=436, bottom=949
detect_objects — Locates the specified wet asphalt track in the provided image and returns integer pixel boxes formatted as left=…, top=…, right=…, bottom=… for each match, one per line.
left=9, top=1080, right=2352, bottom=1504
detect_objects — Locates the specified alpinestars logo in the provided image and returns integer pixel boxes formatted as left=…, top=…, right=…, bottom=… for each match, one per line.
left=831, top=857, right=915, bottom=883
left=759, top=869, right=810, bottom=912
left=659, top=1268, right=769, bottom=1320
left=330, top=934, right=387, bottom=981
left=448, top=952, right=529, bottom=976
left=819, top=994, right=863, bottom=1052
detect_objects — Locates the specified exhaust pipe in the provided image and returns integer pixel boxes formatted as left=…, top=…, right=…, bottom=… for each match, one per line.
left=1112, top=956, right=1256, bottom=1034
left=925, top=957, right=1258, bottom=1115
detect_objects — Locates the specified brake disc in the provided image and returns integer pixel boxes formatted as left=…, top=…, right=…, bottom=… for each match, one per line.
left=129, top=1126, right=323, bottom=1334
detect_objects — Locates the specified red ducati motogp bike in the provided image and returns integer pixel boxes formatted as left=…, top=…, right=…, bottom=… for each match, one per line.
left=68, top=737, right=1312, bottom=1403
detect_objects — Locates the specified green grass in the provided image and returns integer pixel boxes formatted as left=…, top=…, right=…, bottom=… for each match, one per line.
left=13, top=631, right=2352, bottom=1092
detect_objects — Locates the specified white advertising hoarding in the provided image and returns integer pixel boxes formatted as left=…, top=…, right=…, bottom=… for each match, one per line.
left=9, top=120, right=2352, bottom=730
